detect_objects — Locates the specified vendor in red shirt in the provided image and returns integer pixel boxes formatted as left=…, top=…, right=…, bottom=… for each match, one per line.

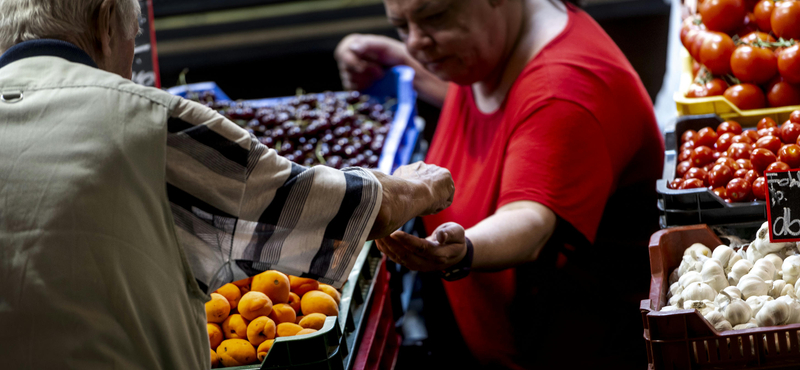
left=336, top=0, right=664, bottom=368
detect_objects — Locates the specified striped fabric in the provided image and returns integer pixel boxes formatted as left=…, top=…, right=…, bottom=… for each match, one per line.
left=166, top=98, right=382, bottom=293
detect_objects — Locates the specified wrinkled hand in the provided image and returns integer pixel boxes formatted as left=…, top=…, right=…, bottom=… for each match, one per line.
left=376, top=222, right=467, bottom=272
left=334, top=34, right=408, bottom=91
left=393, top=162, right=454, bottom=215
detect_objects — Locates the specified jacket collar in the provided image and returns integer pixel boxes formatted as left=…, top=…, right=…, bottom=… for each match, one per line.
left=0, top=39, right=98, bottom=70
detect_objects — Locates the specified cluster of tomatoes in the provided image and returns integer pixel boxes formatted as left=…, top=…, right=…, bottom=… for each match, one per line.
left=670, top=110, right=800, bottom=202
left=680, top=0, right=800, bottom=109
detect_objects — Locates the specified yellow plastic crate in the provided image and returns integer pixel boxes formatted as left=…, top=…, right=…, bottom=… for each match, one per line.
left=673, top=47, right=800, bottom=125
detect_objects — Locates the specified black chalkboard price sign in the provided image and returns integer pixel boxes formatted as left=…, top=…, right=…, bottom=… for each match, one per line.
left=766, top=169, right=800, bottom=242
left=132, top=0, right=160, bottom=88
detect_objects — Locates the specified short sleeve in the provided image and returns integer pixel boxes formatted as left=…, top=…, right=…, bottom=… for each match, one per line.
left=498, top=99, right=613, bottom=243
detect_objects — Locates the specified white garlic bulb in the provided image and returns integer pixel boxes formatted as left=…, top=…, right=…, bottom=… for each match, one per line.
left=684, top=300, right=717, bottom=316
left=713, top=245, right=735, bottom=270
left=682, top=282, right=717, bottom=302
left=679, top=252, right=706, bottom=277
left=667, top=282, right=683, bottom=300
left=771, top=280, right=788, bottom=299
left=661, top=305, right=680, bottom=312
left=669, top=268, right=681, bottom=285
left=726, top=253, right=743, bottom=275
left=765, top=254, right=784, bottom=279
left=722, top=298, right=753, bottom=326
left=733, top=321, right=758, bottom=330
left=738, top=274, right=770, bottom=299
left=750, top=260, right=777, bottom=282
left=746, top=295, right=774, bottom=317
left=704, top=310, right=726, bottom=325
left=715, top=320, right=733, bottom=332
left=702, top=259, right=729, bottom=293
left=679, top=271, right=702, bottom=288
left=669, top=294, right=683, bottom=308
left=722, top=286, right=743, bottom=300
left=782, top=284, right=797, bottom=299
left=756, top=300, right=790, bottom=327
left=728, top=259, right=754, bottom=286
left=747, top=243, right=765, bottom=263
left=783, top=256, right=800, bottom=285
left=776, top=296, right=800, bottom=324
left=685, top=243, right=712, bottom=258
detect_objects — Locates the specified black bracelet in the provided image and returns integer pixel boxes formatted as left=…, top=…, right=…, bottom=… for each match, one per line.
left=441, top=237, right=473, bottom=281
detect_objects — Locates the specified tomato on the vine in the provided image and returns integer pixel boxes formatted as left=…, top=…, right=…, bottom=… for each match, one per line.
left=756, top=135, right=782, bottom=154
left=752, top=177, right=767, bottom=200
left=767, top=78, right=800, bottom=107
left=700, top=0, right=747, bottom=34
left=740, top=31, right=776, bottom=44
left=699, top=32, right=736, bottom=75
left=779, top=143, right=800, bottom=168
left=736, top=13, right=760, bottom=37
left=708, top=164, right=735, bottom=187
left=726, top=178, right=752, bottom=202
left=778, top=45, right=800, bottom=84
left=771, top=1, right=800, bottom=40
left=724, top=84, right=767, bottom=110
left=717, top=120, right=743, bottom=136
left=695, top=127, right=719, bottom=147
left=731, top=45, right=778, bottom=84
left=753, top=0, right=774, bottom=33
left=686, top=83, right=709, bottom=98
left=705, top=78, right=728, bottom=96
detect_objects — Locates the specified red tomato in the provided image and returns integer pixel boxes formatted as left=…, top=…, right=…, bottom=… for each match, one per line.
left=736, top=13, right=760, bottom=37
left=681, top=141, right=696, bottom=151
left=692, top=146, right=715, bottom=166
left=758, top=117, right=778, bottom=130
left=717, top=156, right=740, bottom=170
left=713, top=151, right=722, bottom=160
left=677, top=160, right=693, bottom=178
left=679, top=148, right=693, bottom=161
left=752, top=177, right=767, bottom=200
left=744, top=130, right=759, bottom=143
left=734, top=168, right=749, bottom=178
left=724, top=84, right=767, bottom=110
left=792, top=110, right=800, bottom=124
left=779, top=143, right=800, bottom=168
left=731, top=134, right=753, bottom=145
left=756, top=135, right=782, bottom=154
left=699, top=32, right=736, bottom=75
left=766, top=161, right=791, bottom=171
left=758, top=126, right=781, bottom=138
left=727, top=178, right=753, bottom=201
left=728, top=142, right=753, bottom=159
left=767, top=78, right=800, bottom=107
left=684, top=167, right=709, bottom=184
left=713, top=186, right=728, bottom=198
left=736, top=158, right=754, bottom=170
left=716, top=132, right=735, bottom=151
left=681, top=178, right=706, bottom=189
left=700, top=0, right=747, bottom=34
left=751, top=147, right=778, bottom=173
left=670, top=178, right=685, bottom=189
left=781, top=121, right=800, bottom=144
left=731, top=45, right=779, bottom=84
left=744, top=169, right=760, bottom=183
left=706, top=78, right=729, bottom=96
left=682, top=130, right=698, bottom=145
left=754, top=0, right=775, bottom=32
left=689, top=30, right=711, bottom=60
left=686, top=83, right=709, bottom=98
left=717, top=120, right=743, bottom=136
left=771, top=1, right=800, bottom=40
left=708, top=164, right=735, bottom=187
left=741, top=31, right=776, bottom=44
left=696, top=127, right=719, bottom=148
left=777, top=45, right=800, bottom=84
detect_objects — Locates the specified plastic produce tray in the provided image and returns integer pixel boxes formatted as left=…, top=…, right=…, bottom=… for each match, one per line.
left=219, top=242, right=384, bottom=370
left=641, top=224, right=800, bottom=370
left=167, top=65, right=420, bottom=175
left=657, top=114, right=768, bottom=227
left=673, top=48, right=800, bottom=119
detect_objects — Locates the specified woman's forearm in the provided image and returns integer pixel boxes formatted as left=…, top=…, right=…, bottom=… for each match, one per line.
left=465, top=201, right=556, bottom=271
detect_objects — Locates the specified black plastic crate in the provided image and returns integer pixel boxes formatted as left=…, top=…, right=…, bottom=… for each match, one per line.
left=657, top=114, right=767, bottom=228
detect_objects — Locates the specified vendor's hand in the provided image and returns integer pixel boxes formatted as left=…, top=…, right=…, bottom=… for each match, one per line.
left=376, top=222, right=467, bottom=272
left=335, top=34, right=408, bottom=91
left=392, top=162, right=454, bottom=215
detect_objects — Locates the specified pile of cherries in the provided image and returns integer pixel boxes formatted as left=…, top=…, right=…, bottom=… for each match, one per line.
left=670, top=109, right=800, bottom=202
left=187, top=90, right=394, bottom=169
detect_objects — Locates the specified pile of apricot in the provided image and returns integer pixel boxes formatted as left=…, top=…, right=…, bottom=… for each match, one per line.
left=205, top=271, right=341, bottom=368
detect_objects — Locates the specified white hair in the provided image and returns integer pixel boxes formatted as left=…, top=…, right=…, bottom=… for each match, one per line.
left=0, top=0, right=141, bottom=52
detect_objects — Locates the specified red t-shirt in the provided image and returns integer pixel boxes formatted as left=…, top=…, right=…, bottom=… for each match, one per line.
left=423, top=5, right=664, bottom=369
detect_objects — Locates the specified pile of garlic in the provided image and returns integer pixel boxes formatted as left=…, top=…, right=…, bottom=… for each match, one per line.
left=662, top=222, right=800, bottom=332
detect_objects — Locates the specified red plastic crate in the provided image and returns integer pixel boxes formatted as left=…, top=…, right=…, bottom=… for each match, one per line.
left=641, top=224, right=800, bottom=370
left=352, top=258, right=399, bottom=370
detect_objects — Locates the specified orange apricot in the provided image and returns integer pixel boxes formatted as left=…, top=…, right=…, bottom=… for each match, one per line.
left=210, top=349, right=220, bottom=368
left=276, top=322, right=304, bottom=337
left=296, top=328, right=318, bottom=336
left=287, top=292, right=301, bottom=314
left=207, top=323, right=223, bottom=349
left=318, top=284, right=341, bottom=305
left=295, top=315, right=304, bottom=324
left=246, top=316, right=276, bottom=346
left=238, top=291, right=273, bottom=321
left=298, top=313, right=327, bottom=331
left=217, top=339, right=258, bottom=367
left=215, top=283, right=242, bottom=311
left=289, top=276, right=320, bottom=297
left=252, top=270, right=290, bottom=304
left=222, top=314, right=250, bottom=340
left=231, top=277, right=252, bottom=287
left=268, top=303, right=297, bottom=325
left=256, top=339, right=275, bottom=362
left=206, top=293, right=231, bottom=323
left=300, top=290, right=339, bottom=317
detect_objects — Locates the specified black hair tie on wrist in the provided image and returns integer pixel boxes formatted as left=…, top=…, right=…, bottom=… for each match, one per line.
left=441, top=237, right=473, bottom=281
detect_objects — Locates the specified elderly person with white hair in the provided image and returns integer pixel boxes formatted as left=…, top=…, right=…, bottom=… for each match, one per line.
left=0, top=1, right=454, bottom=369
